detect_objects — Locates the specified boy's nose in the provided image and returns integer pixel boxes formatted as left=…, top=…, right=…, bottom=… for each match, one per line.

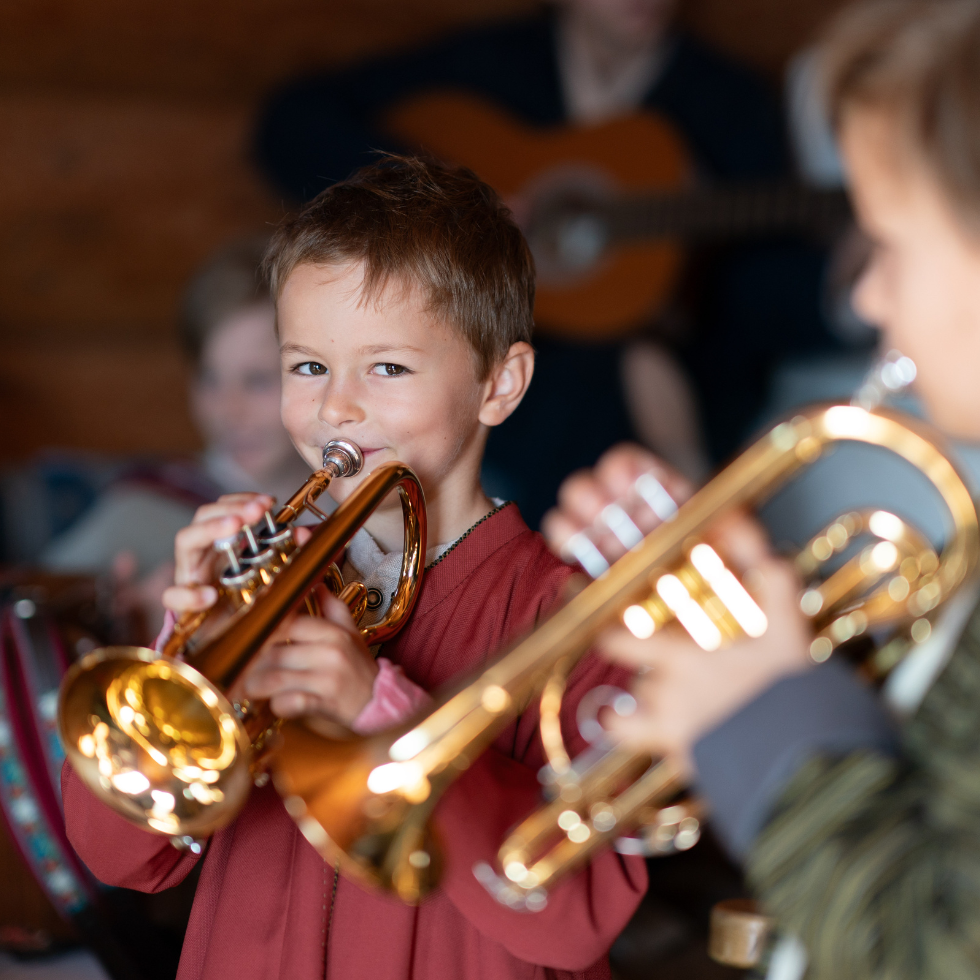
left=317, top=380, right=365, bottom=428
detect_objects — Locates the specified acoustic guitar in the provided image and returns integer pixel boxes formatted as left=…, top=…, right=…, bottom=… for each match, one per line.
left=385, top=92, right=851, bottom=340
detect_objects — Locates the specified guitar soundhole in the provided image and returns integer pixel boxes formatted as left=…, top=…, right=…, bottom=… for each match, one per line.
left=521, top=165, right=617, bottom=285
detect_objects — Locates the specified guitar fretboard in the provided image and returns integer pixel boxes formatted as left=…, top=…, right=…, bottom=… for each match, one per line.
left=604, top=184, right=851, bottom=243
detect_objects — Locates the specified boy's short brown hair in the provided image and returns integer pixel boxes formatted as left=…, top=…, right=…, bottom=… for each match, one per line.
left=822, top=0, right=980, bottom=228
left=262, top=155, right=535, bottom=380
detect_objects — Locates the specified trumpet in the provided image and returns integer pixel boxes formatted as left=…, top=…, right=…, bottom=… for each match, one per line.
left=271, top=370, right=979, bottom=907
left=58, top=441, right=426, bottom=847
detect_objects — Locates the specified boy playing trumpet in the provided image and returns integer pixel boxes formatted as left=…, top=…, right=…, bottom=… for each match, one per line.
left=546, top=3, right=980, bottom=977
left=63, top=157, right=646, bottom=979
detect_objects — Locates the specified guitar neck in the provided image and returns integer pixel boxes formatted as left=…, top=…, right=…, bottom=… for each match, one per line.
left=604, top=184, right=851, bottom=243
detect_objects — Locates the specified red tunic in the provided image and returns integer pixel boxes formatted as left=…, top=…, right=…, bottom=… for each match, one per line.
left=63, top=504, right=647, bottom=979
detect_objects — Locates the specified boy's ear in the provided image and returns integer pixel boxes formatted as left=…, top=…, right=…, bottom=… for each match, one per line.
left=478, top=342, right=534, bottom=427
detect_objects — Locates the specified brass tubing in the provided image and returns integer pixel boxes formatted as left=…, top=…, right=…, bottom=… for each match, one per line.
left=187, top=463, right=425, bottom=691
left=58, top=455, right=426, bottom=841
left=423, top=409, right=976, bottom=765
left=160, top=465, right=339, bottom=660
left=523, top=758, right=683, bottom=892
left=499, top=746, right=651, bottom=867
left=274, top=404, right=979, bottom=904
left=274, top=468, right=335, bottom=525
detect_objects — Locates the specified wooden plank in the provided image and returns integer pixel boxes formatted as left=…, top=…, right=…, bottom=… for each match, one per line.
left=0, top=0, right=536, bottom=100
left=0, top=0, right=849, bottom=465
left=0, top=94, right=278, bottom=340
left=0, top=1, right=851, bottom=101
left=1, top=340, right=200, bottom=459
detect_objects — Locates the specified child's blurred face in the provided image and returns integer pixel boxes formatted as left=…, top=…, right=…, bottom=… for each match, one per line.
left=563, top=0, right=677, bottom=48
left=844, top=110, right=980, bottom=440
left=277, top=261, right=490, bottom=505
left=190, top=304, right=298, bottom=479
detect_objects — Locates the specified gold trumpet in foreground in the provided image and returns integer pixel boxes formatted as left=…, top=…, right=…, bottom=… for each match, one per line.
left=273, top=387, right=978, bottom=907
left=59, top=441, right=426, bottom=846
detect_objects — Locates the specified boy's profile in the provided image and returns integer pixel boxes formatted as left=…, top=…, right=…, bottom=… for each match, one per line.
left=545, top=2, right=980, bottom=976
left=63, top=156, right=647, bottom=979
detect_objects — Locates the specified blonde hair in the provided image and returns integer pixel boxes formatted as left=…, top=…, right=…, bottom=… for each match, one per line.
left=823, top=0, right=980, bottom=226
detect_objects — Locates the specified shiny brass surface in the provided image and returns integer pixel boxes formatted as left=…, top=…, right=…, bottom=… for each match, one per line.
left=272, top=404, right=979, bottom=907
left=708, top=899, right=773, bottom=968
left=58, top=447, right=426, bottom=840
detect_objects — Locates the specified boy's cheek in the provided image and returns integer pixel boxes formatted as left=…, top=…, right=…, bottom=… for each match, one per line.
left=280, top=395, right=322, bottom=466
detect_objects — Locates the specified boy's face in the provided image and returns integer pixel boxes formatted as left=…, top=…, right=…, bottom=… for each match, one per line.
left=277, top=261, right=491, bottom=505
left=843, top=110, right=980, bottom=440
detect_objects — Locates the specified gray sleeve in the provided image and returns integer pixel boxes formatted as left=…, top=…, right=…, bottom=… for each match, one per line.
left=692, top=659, right=899, bottom=860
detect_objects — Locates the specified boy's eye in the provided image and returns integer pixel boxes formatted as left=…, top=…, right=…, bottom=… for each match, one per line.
left=294, top=361, right=328, bottom=377
left=371, top=363, right=409, bottom=377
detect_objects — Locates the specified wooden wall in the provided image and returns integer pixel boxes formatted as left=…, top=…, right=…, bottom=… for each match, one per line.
left=0, top=0, right=849, bottom=463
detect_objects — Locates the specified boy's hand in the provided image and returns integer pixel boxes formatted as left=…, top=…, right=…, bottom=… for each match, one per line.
left=161, top=493, right=275, bottom=616
left=598, top=515, right=813, bottom=775
left=243, top=591, right=379, bottom=726
left=542, top=443, right=693, bottom=561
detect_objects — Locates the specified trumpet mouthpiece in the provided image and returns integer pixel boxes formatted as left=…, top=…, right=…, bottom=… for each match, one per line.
left=322, top=440, right=364, bottom=478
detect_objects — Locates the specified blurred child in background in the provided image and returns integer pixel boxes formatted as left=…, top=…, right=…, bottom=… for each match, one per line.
left=41, top=239, right=311, bottom=635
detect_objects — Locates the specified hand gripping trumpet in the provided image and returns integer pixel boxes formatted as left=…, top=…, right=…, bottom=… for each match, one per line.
left=271, top=358, right=979, bottom=909
left=58, top=441, right=426, bottom=847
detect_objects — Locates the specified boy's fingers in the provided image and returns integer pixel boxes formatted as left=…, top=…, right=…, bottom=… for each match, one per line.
left=266, top=637, right=350, bottom=672
left=321, top=593, right=363, bottom=636
left=540, top=510, right=587, bottom=554
left=595, top=625, right=692, bottom=667
left=191, top=497, right=273, bottom=526
left=555, top=470, right=617, bottom=529
left=595, top=444, right=693, bottom=505
left=249, top=662, right=343, bottom=705
left=293, top=526, right=313, bottom=547
left=175, top=516, right=244, bottom=561
left=162, top=584, right=218, bottom=613
left=283, top=611, right=359, bottom=646
left=269, top=691, right=318, bottom=719
left=269, top=689, right=354, bottom=722
left=707, top=511, right=772, bottom=573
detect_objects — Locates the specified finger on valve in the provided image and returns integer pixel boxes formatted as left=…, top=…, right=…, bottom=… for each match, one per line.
left=556, top=465, right=681, bottom=578
left=162, top=583, right=218, bottom=615
left=191, top=494, right=274, bottom=525
left=702, top=510, right=772, bottom=575
left=594, top=443, right=692, bottom=503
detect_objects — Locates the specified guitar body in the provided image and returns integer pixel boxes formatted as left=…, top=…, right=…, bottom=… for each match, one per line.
left=385, top=92, right=692, bottom=340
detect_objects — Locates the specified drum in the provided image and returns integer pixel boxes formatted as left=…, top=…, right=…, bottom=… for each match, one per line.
left=0, top=575, right=102, bottom=954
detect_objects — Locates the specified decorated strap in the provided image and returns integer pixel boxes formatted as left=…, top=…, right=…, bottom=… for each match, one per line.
left=7, top=612, right=69, bottom=796
left=0, top=608, right=95, bottom=918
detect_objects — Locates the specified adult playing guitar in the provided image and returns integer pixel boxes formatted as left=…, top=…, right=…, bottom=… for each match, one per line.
left=255, top=0, right=844, bottom=530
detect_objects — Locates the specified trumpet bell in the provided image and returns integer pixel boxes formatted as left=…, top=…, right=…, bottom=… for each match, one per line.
left=274, top=720, right=442, bottom=904
left=59, top=645, right=251, bottom=839
left=57, top=452, right=427, bottom=844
